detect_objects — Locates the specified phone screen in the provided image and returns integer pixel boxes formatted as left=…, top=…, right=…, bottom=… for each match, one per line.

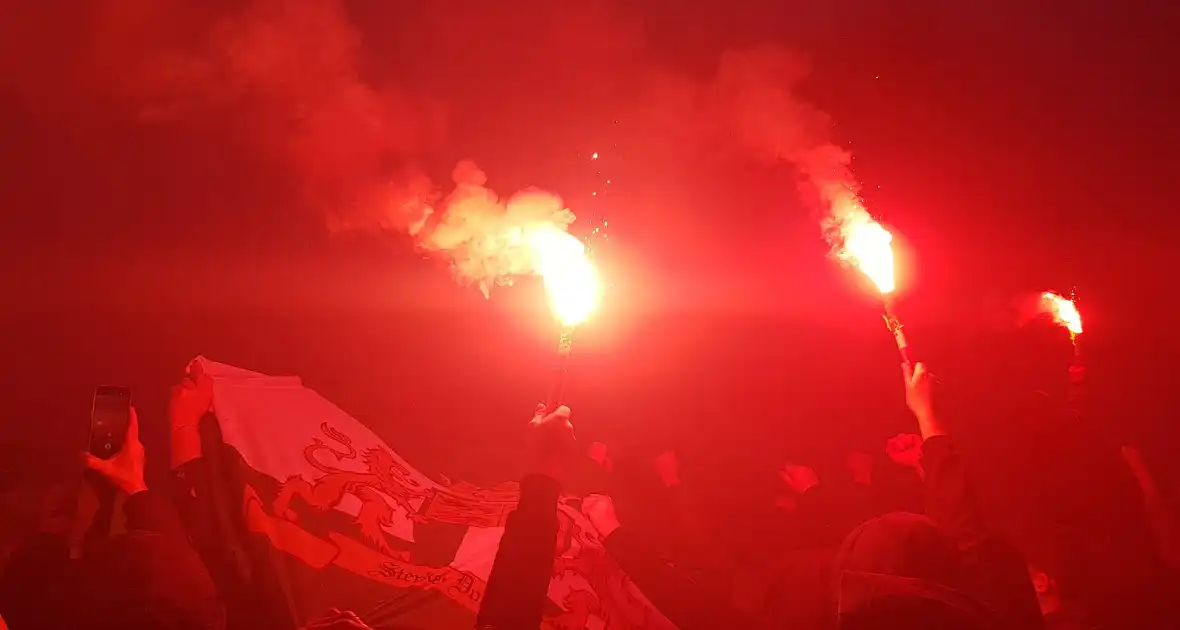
left=89, top=386, right=131, bottom=459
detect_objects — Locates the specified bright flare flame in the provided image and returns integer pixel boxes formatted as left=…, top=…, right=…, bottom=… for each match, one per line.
left=525, top=226, right=601, bottom=326
left=840, top=211, right=897, bottom=295
left=1041, top=292, right=1083, bottom=335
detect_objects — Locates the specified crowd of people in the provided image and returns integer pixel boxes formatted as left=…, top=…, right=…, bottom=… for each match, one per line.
left=0, top=360, right=1176, bottom=630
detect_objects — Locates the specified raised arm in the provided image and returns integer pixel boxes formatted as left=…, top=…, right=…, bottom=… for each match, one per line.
left=170, top=361, right=212, bottom=470
left=901, top=362, right=1043, bottom=629
left=899, top=362, right=987, bottom=542
left=476, top=404, right=574, bottom=630
left=1121, top=445, right=1180, bottom=573
left=164, top=365, right=225, bottom=557
left=82, top=407, right=224, bottom=630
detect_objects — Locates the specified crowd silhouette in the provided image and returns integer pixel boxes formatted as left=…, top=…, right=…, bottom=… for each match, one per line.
left=3, top=356, right=1175, bottom=630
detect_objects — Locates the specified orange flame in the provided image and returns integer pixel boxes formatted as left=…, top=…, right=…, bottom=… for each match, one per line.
left=1041, top=291, right=1083, bottom=336
left=525, top=226, right=601, bottom=327
left=834, top=200, right=897, bottom=295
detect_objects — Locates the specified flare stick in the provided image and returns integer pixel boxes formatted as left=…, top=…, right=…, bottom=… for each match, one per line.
left=545, top=326, right=575, bottom=413
left=882, top=296, right=914, bottom=366
left=1041, top=291, right=1085, bottom=418
left=1066, top=332, right=1085, bottom=418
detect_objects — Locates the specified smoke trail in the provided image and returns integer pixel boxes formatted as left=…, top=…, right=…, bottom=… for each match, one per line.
left=4, top=1, right=864, bottom=287
left=92, top=0, right=447, bottom=226
left=62, top=0, right=582, bottom=292
left=711, top=46, right=872, bottom=256
left=176, top=1, right=580, bottom=293
left=635, top=44, right=873, bottom=256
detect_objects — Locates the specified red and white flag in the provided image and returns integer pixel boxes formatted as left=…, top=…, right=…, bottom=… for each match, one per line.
left=195, top=357, right=675, bottom=630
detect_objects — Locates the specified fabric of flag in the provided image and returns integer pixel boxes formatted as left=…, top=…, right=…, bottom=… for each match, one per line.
left=193, top=357, right=676, bottom=630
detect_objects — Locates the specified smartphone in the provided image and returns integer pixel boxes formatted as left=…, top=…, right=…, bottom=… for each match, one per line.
left=89, top=386, right=131, bottom=459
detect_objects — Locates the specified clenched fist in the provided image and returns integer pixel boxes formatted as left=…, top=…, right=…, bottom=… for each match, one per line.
left=527, top=404, right=576, bottom=480
left=885, top=433, right=923, bottom=468
left=780, top=463, right=819, bottom=495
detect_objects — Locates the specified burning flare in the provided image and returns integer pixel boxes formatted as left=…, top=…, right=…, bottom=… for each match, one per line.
left=525, top=226, right=601, bottom=327
left=822, top=189, right=912, bottom=364
left=830, top=195, right=897, bottom=295
left=1041, top=291, right=1083, bottom=336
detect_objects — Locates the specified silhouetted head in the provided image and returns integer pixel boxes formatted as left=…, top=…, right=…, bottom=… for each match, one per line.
left=1027, top=563, right=1061, bottom=615
left=833, top=513, right=993, bottom=629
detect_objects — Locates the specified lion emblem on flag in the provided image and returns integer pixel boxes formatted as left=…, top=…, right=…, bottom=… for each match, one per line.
left=274, top=423, right=433, bottom=555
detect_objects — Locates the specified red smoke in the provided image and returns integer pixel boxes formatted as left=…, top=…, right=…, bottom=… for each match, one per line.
left=2, top=1, right=863, bottom=288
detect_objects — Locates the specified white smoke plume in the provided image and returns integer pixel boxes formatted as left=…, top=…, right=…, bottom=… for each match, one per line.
left=410, top=161, right=576, bottom=295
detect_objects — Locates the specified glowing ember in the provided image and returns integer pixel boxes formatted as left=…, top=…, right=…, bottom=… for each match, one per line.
left=1041, top=291, right=1083, bottom=335
left=837, top=206, right=897, bottom=295
left=526, top=226, right=601, bottom=326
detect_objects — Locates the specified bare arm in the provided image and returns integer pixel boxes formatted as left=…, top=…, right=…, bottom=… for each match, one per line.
left=170, top=362, right=212, bottom=469
left=902, top=363, right=947, bottom=440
